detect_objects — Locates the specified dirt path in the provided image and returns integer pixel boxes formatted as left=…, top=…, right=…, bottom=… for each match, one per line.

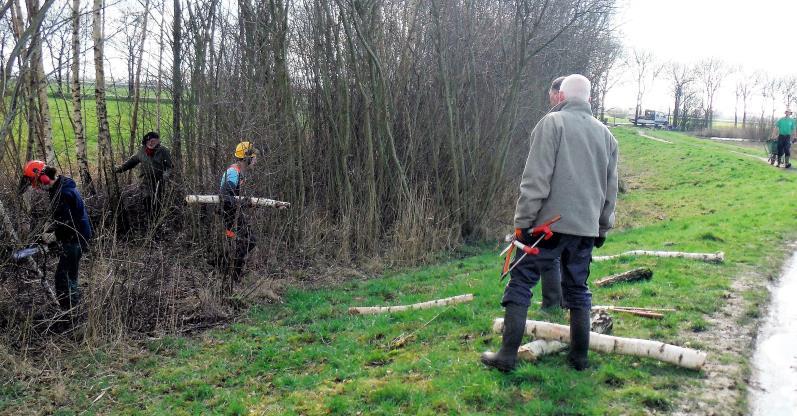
left=637, top=130, right=673, bottom=144
left=671, top=266, right=769, bottom=415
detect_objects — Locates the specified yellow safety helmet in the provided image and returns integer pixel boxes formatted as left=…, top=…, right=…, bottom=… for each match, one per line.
left=234, top=141, right=257, bottom=159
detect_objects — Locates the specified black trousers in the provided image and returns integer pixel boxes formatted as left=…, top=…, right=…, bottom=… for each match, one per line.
left=222, top=211, right=257, bottom=282
left=777, top=135, right=791, bottom=159
left=502, top=234, right=594, bottom=311
left=54, top=242, right=83, bottom=310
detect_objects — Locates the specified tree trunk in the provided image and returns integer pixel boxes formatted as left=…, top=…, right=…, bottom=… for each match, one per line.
left=93, top=0, right=118, bottom=196
left=129, top=0, right=150, bottom=149
left=71, top=0, right=94, bottom=194
left=517, top=310, right=613, bottom=362
left=348, top=294, right=474, bottom=315
left=26, top=0, right=55, bottom=164
left=171, top=0, right=182, bottom=176
left=593, top=268, right=653, bottom=287
left=493, top=318, right=707, bottom=370
left=592, top=250, right=724, bottom=263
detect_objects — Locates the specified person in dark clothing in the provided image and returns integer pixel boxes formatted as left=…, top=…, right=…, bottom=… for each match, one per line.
left=219, top=141, right=259, bottom=285
left=21, top=160, right=92, bottom=310
left=115, top=132, right=173, bottom=218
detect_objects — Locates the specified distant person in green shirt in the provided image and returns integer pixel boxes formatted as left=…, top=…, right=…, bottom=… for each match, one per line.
left=772, top=109, right=796, bottom=168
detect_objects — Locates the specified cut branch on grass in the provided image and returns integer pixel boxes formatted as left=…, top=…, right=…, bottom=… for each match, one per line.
left=593, top=267, right=653, bottom=287
left=518, top=310, right=613, bottom=362
left=348, top=294, right=474, bottom=315
left=592, top=251, right=724, bottom=263
left=493, top=318, right=707, bottom=370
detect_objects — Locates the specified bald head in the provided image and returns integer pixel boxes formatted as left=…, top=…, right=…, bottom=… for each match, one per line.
left=560, top=74, right=591, bottom=103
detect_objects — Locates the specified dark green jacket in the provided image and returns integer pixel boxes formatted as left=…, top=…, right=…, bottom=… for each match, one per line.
left=116, top=145, right=173, bottom=196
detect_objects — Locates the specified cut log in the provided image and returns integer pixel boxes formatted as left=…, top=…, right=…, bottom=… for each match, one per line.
left=493, top=318, right=707, bottom=370
left=592, top=250, right=724, bottom=263
left=517, top=310, right=613, bottom=362
left=348, top=294, right=474, bottom=315
left=185, top=195, right=290, bottom=208
left=593, top=268, right=653, bottom=287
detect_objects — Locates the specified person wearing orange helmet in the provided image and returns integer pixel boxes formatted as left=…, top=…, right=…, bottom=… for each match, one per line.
left=218, top=141, right=259, bottom=286
left=20, top=160, right=92, bottom=310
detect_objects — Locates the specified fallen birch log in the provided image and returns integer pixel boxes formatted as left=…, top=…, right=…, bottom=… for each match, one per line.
left=348, top=294, right=474, bottom=315
left=518, top=310, right=612, bottom=361
left=185, top=195, right=290, bottom=208
left=592, top=250, right=724, bottom=264
left=493, top=318, right=706, bottom=370
left=593, top=268, right=653, bottom=287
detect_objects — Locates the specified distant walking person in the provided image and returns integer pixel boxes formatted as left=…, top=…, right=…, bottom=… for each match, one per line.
left=772, top=109, right=796, bottom=168
left=482, top=74, right=618, bottom=372
left=219, top=141, right=259, bottom=286
left=115, top=131, right=173, bottom=217
left=19, top=161, right=92, bottom=311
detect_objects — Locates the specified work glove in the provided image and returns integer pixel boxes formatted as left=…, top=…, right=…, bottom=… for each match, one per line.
left=594, top=236, right=606, bottom=248
left=39, top=232, right=56, bottom=245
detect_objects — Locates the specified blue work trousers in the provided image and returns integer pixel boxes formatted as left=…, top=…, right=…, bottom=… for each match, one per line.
left=502, top=234, right=594, bottom=310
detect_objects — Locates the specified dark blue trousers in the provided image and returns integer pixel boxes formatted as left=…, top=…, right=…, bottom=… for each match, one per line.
left=502, top=234, right=594, bottom=310
left=54, top=242, right=83, bottom=310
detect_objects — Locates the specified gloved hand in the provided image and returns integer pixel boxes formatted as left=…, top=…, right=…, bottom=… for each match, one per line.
left=594, top=236, right=606, bottom=248
left=113, top=166, right=123, bottom=174
left=39, top=232, right=56, bottom=245
left=514, top=228, right=530, bottom=244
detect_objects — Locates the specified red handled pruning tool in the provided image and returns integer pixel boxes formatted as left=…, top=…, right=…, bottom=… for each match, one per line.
left=499, top=215, right=561, bottom=282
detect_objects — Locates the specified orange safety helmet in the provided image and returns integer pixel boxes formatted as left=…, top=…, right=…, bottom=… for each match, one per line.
left=22, top=160, right=51, bottom=187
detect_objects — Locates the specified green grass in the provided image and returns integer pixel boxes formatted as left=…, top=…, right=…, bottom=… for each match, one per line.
left=5, top=127, right=797, bottom=415
left=8, top=86, right=172, bottom=165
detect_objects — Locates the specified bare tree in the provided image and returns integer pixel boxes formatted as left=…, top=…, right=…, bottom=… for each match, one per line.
left=93, top=0, right=118, bottom=196
left=667, top=62, right=694, bottom=131
left=26, top=0, right=56, bottom=164
left=696, top=58, right=728, bottom=129
left=71, top=0, right=93, bottom=193
left=735, top=71, right=756, bottom=128
left=630, top=48, right=661, bottom=123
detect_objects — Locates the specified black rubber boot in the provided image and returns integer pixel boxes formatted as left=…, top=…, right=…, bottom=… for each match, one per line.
left=540, top=269, right=563, bottom=310
left=481, top=303, right=528, bottom=372
left=785, top=156, right=791, bottom=168
left=567, top=308, right=591, bottom=371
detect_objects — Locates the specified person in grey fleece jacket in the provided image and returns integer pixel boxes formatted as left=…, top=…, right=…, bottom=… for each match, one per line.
left=482, top=74, right=618, bottom=372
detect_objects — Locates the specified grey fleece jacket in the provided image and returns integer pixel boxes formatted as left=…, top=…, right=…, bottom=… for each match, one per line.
left=514, top=99, right=618, bottom=237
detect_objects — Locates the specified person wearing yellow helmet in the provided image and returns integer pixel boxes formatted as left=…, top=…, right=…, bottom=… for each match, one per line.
left=218, top=141, right=259, bottom=286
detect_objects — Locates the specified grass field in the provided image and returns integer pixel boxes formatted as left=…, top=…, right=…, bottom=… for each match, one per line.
left=8, top=88, right=172, bottom=165
left=3, top=127, right=797, bottom=415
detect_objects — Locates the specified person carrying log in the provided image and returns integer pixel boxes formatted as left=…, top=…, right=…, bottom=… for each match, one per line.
left=219, top=141, right=259, bottom=286
left=772, top=109, right=796, bottom=168
left=114, top=131, right=173, bottom=220
left=482, top=74, right=618, bottom=372
left=19, top=161, right=92, bottom=311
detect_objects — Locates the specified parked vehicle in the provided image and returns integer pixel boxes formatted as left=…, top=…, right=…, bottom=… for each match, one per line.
left=630, top=110, right=669, bottom=128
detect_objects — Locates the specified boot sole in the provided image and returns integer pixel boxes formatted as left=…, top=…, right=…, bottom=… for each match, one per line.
left=480, top=355, right=516, bottom=373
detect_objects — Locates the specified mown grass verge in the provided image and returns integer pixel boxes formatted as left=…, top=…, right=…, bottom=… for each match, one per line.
left=3, top=127, right=797, bottom=415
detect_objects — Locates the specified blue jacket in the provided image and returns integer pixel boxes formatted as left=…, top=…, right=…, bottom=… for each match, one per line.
left=48, top=176, right=92, bottom=247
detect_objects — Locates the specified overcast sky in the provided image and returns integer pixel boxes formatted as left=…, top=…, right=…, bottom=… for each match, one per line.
left=606, top=0, right=797, bottom=119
